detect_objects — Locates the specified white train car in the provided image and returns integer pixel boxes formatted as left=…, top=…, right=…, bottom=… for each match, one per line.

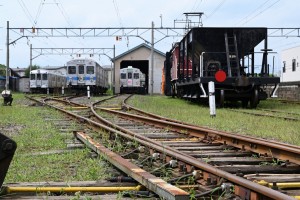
left=120, top=66, right=146, bottom=94
left=30, top=69, right=67, bottom=93
left=66, top=58, right=108, bottom=94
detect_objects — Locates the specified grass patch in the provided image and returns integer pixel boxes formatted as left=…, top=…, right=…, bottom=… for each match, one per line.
left=128, top=95, right=300, bottom=146
left=0, top=93, right=110, bottom=183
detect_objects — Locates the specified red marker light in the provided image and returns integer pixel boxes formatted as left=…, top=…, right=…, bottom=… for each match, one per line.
left=215, top=70, right=227, bottom=82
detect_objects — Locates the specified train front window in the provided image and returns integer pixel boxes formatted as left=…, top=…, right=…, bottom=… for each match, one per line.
left=79, top=65, right=84, bottom=74
left=68, top=66, right=76, bottom=74
left=30, top=74, right=35, bottom=80
left=37, top=74, right=41, bottom=80
left=128, top=72, right=132, bottom=79
left=87, top=66, right=94, bottom=74
left=134, top=73, right=139, bottom=79
left=121, top=73, right=126, bottom=79
left=42, top=74, right=47, bottom=80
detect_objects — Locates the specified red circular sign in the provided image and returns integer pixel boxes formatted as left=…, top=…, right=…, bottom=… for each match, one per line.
left=215, top=70, right=227, bottom=82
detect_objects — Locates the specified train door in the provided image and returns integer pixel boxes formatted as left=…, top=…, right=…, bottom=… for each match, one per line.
left=78, top=65, right=85, bottom=85
left=41, top=73, right=48, bottom=88
left=120, top=70, right=126, bottom=87
left=132, top=69, right=140, bottom=87
left=67, top=66, right=77, bottom=86
left=36, top=73, right=42, bottom=88
left=127, top=69, right=133, bottom=87
left=30, top=73, right=36, bottom=88
left=86, top=65, right=95, bottom=85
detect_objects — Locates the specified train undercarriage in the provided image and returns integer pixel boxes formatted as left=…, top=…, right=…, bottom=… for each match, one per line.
left=171, top=76, right=279, bottom=108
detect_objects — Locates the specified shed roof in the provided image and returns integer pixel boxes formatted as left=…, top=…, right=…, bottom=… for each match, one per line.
left=113, top=43, right=165, bottom=61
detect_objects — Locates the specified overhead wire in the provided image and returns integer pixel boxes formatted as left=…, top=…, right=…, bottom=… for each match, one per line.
left=239, top=0, right=281, bottom=26
left=17, top=0, right=35, bottom=25
left=235, top=0, right=271, bottom=26
left=113, top=0, right=123, bottom=27
left=205, top=0, right=227, bottom=19
left=34, top=0, right=45, bottom=26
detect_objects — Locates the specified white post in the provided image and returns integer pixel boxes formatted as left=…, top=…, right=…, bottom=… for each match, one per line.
left=47, top=88, right=49, bottom=95
left=208, top=81, right=216, bottom=117
left=62, top=86, right=64, bottom=96
left=87, top=86, right=90, bottom=99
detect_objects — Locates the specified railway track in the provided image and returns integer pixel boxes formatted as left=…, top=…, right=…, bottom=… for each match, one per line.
left=25, top=94, right=300, bottom=199
left=229, top=108, right=300, bottom=121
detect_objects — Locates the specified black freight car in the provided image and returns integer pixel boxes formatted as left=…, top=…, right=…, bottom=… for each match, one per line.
left=164, top=27, right=280, bottom=108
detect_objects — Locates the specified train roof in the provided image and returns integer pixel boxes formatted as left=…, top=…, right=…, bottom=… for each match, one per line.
left=30, top=69, right=64, bottom=76
left=120, top=67, right=140, bottom=72
left=66, top=58, right=100, bottom=66
left=183, top=27, right=267, bottom=56
left=30, top=69, right=48, bottom=74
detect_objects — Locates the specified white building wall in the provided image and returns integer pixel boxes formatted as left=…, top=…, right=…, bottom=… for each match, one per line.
left=114, top=46, right=165, bottom=94
left=281, top=46, right=300, bottom=83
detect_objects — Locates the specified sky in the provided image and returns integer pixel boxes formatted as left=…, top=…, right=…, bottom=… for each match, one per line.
left=1, top=0, right=300, bottom=75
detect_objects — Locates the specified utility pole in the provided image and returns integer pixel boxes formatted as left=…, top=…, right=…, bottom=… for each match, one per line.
left=6, top=21, right=9, bottom=90
left=113, top=44, right=115, bottom=94
left=30, top=44, right=32, bottom=74
left=150, top=22, right=154, bottom=95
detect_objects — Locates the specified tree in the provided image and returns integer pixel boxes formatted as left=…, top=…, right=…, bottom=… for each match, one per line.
left=25, top=65, right=40, bottom=77
left=0, top=64, right=6, bottom=76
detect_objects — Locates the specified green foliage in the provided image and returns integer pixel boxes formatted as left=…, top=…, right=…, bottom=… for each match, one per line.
left=0, top=64, right=6, bottom=76
left=106, top=88, right=113, bottom=95
left=129, top=95, right=300, bottom=146
left=25, top=64, right=40, bottom=77
left=1, top=93, right=109, bottom=183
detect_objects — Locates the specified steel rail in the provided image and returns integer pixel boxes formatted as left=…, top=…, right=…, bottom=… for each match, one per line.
left=229, top=109, right=300, bottom=121
left=122, top=96, right=300, bottom=151
left=75, top=132, right=189, bottom=200
left=26, top=96, right=189, bottom=200
left=89, top=110, right=295, bottom=200
left=27, top=96, right=296, bottom=199
left=100, top=107, right=300, bottom=165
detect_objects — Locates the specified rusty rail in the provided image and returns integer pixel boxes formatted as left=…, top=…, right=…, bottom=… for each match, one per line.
left=104, top=107, right=300, bottom=165
left=26, top=95, right=297, bottom=200
left=75, top=131, right=189, bottom=200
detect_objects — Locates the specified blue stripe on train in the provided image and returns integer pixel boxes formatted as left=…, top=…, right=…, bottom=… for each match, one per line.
left=67, top=77, right=79, bottom=81
left=67, top=76, right=95, bottom=81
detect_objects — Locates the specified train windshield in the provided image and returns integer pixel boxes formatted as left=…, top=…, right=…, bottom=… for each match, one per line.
left=79, top=65, right=84, bottom=74
left=37, top=74, right=41, bottom=80
left=68, top=66, right=76, bottom=74
left=134, top=73, right=139, bottom=79
left=42, top=74, right=47, bottom=80
left=121, top=73, right=126, bottom=79
left=30, top=74, right=35, bottom=80
left=128, top=72, right=132, bottom=79
left=87, top=66, right=94, bottom=74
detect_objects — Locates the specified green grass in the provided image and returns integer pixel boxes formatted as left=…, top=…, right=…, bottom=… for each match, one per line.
left=128, top=95, right=300, bottom=146
left=0, top=93, right=110, bottom=183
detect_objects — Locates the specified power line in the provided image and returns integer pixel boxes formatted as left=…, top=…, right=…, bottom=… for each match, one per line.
left=17, top=0, right=35, bottom=25
left=113, top=0, right=123, bottom=27
left=34, top=0, right=45, bottom=26
left=54, top=0, right=74, bottom=27
left=205, top=0, right=226, bottom=19
left=239, top=0, right=281, bottom=26
left=235, top=0, right=272, bottom=26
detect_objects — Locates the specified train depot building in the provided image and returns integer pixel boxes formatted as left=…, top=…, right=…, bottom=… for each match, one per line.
left=113, top=43, right=165, bottom=94
left=278, top=45, right=300, bottom=100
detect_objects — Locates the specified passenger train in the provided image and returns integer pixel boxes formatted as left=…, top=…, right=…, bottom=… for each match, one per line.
left=120, top=66, right=146, bottom=94
left=30, top=69, right=67, bottom=93
left=66, top=59, right=108, bottom=94
left=163, top=27, right=280, bottom=108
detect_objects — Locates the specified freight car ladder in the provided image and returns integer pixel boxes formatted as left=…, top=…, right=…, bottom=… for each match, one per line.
left=225, top=32, right=240, bottom=77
